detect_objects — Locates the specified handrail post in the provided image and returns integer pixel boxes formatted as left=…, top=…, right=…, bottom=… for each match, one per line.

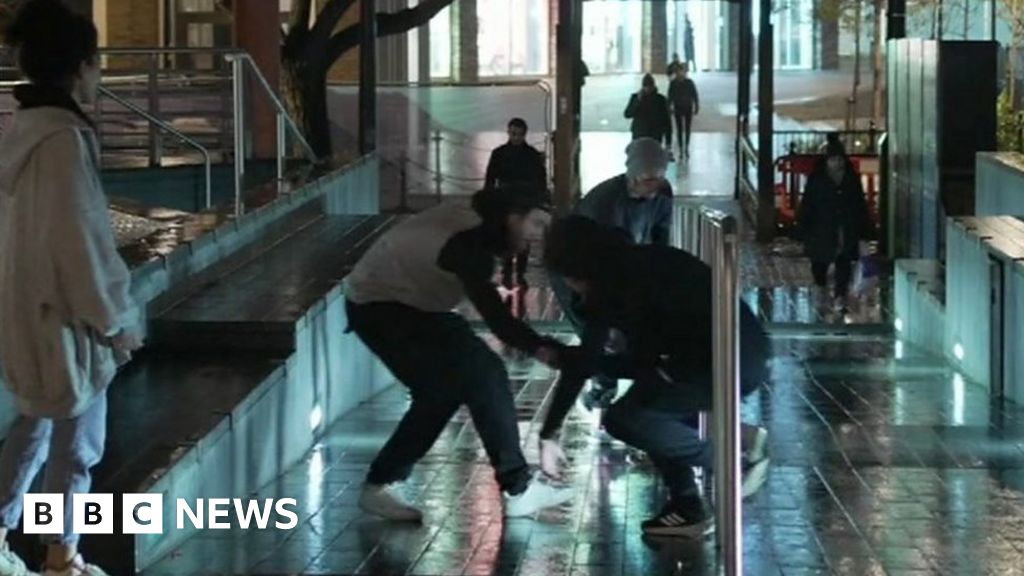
left=433, top=130, right=442, bottom=203
left=706, top=209, right=742, bottom=576
left=147, top=53, right=162, bottom=167
left=231, top=55, right=246, bottom=217
left=276, top=112, right=286, bottom=183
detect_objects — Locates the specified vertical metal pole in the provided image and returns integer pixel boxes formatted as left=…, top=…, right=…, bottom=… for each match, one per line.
left=756, top=0, right=776, bottom=242
left=399, top=153, right=409, bottom=212
left=888, top=0, right=907, bottom=39
left=359, top=0, right=377, bottom=155
left=735, top=0, right=752, bottom=200
left=148, top=53, right=162, bottom=167
left=709, top=211, right=742, bottom=576
left=433, top=130, right=443, bottom=202
left=232, top=56, right=246, bottom=217
left=276, top=113, right=286, bottom=182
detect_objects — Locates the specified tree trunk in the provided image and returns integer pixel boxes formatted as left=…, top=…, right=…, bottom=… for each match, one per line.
left=872, top=0, right=884, bottom=123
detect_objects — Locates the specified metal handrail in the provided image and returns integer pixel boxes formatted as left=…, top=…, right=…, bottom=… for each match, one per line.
left=226, top=53, right=317, bottom=162
left=703, top=207, right=742, bottom=576
left=97, top=86, right=212, bottom=209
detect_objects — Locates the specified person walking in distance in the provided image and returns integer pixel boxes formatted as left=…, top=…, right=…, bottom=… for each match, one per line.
left=666, top=53, right=685, bottom=80
left=345, top=186, right=573, bottom=522
left=668, top=66, right=700, bottom=158
left=484, top=118, right=549, bottom=289
left=796, top=136, right=869, bottom=314
left=624, top=74, right=673, bottom=155
left=0, top=2, right=144, bottom=575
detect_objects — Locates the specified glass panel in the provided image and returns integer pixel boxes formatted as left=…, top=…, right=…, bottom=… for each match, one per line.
left=478, top=0, right=549, bottom=77
left=430, top=5, right=452, bottom=78
left=582, top=0, right=643, bottom=74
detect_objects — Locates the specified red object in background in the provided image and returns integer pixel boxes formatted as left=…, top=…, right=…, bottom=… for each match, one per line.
left=774, top=153, right=881, bottom=235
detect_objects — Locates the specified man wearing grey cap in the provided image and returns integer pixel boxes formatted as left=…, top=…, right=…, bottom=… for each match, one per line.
left=550, top=137, right=673, bottom=409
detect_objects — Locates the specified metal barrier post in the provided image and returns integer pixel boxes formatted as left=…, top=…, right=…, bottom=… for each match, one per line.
left=231, top=56, right=246, bottom=217
left=276, top=112, right=286, bottom=182
left=432, top=130, right=443, bottom=203
left=147, top=53, right=162, bottom=167
left=704, top=208, right=742, bottom=576
left=399, top=153, right=409, bottom=212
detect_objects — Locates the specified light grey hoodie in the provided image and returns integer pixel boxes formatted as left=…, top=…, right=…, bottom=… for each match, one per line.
left=0, top=107, right=137, bottom=419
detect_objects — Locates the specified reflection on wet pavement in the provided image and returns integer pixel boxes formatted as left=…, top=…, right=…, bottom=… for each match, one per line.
left=145, top=329, right=1024, bottom=576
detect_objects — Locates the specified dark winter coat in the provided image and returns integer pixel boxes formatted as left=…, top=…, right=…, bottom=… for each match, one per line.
left=484, top=142, right=548, bottom=192
left=624, top=92, right=673, bottom=146
left=797, top=158, right=869, bottom=263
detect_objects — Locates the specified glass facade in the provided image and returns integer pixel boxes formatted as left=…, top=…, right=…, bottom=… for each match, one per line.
left=430, top=5, right=452, bottom=79
left=581, top=0, right=642, bottom=74
left=753, top=0, right=815, bottom=69
left=477, top=0, right=549, bottom=77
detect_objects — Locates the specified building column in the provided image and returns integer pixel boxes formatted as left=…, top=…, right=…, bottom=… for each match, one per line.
left=756, top=0, right=775, bottom=241
left=454, top=0, right=478, bottom=82
left=554, top=0, right=582, bottom=212
left=418, top=9, right=432, bottom=81
left=649, top=0, right=668, bottom=74
left=234, top=0, right=282, bottom=159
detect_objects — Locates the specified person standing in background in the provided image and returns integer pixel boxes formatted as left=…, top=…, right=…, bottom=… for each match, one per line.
left=484, top=118, right=549, bottom=289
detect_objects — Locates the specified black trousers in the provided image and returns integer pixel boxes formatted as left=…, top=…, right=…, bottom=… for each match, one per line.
left=811, top=258, right=853, bottom=298
left=346, top=300, right=531, bottom=494
left=673, top=111, right=693, bottom=152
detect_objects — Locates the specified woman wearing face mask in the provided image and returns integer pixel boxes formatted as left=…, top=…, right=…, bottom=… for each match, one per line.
left=0, top=1, right=143, bottom=574
left=796, top=136, right=870, bottom=313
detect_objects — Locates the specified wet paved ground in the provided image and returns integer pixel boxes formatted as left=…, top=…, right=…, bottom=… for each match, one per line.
left=146, top=329, right=1019, bottom=576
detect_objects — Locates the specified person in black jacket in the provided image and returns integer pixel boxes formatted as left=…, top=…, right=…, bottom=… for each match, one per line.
left=667, top=67, right=700, bottom=158
left=796, top=136, right=869, bottom=312
left=624, top=74, right=672, bottom=151
left=550, top=138, right=673, bottom=411
left=345, top=186, right=572, bottom=522
left=666, top=53, right=685, bottom=80
left=484, top=118, right=549, bottom=288
left=538, top=216, right=771, bottom=538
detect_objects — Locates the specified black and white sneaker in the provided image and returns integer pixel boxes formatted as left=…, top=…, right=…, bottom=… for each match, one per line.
left=641, top=504, right=714, bottom=538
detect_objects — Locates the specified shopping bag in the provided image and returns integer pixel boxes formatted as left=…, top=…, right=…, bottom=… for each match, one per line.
left=852, top=252, right=879, bottom=296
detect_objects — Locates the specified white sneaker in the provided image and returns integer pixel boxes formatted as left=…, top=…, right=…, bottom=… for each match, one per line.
left=742, top=425, right=769, bottom=464
left=504, top=476, right=574, bottom=517
left=741, top=458, right=770, bottom=499
left=0, top=543, right=35, bottom=576
left=41, top=555, right=106, bottom=576
left=358, top=483, right=423, bottom=522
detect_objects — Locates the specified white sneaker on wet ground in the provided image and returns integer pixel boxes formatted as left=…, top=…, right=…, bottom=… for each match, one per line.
left=742, top=425, right=769, bottom=464
left=504, top=475, right=574, bottom=517
left=0, top=543, right=35, bottom=576
left=359, top=483, right=424, bottom=522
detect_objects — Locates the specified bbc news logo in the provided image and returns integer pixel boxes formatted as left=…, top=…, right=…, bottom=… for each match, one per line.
left=23, top=494, right=299, bottom=535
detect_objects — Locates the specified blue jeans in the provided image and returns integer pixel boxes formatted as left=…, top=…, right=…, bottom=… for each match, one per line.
left=0, top=393, right=107, bottom=545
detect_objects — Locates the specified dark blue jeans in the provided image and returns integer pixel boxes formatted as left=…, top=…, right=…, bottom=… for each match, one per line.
left=346, top=300, right=531, bottom=495
left=599, top=343, right=768, bottom=505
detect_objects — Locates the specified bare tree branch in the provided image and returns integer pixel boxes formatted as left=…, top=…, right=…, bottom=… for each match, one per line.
left=311, top=0, right=357, bottom=51
left=325, top=0, right=455, bottom=64
left=290, top=0, right=314, bottom=34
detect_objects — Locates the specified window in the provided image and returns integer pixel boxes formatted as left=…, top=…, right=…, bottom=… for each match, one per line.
left=582, top=1, right=642, bottom=74
left=478, top=0, right=549, bottom=77
left=430, top=4, right=452, bottom=78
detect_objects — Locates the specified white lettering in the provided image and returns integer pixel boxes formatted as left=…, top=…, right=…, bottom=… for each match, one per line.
left=176, top=499, right=203, bottom=530
left=208, top=498, right=231, bottom=529
left=274, top=498, right=298, bottom=530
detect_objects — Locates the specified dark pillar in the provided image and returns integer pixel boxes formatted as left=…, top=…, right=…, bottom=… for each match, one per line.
left=756, top=0, right=775, bottom=241
left=888, top=0, right=907, bottom=39
left=418, top=11, right=431, bottom=82
left=233, top=0, right=281, bottom=159
left=359, top=0, right=377, bottom=154
left=554, top=0, right=582, bottom=212
left=735, top=0, right=752, bottom=199
left=455, top=0, right=479, bottom=82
